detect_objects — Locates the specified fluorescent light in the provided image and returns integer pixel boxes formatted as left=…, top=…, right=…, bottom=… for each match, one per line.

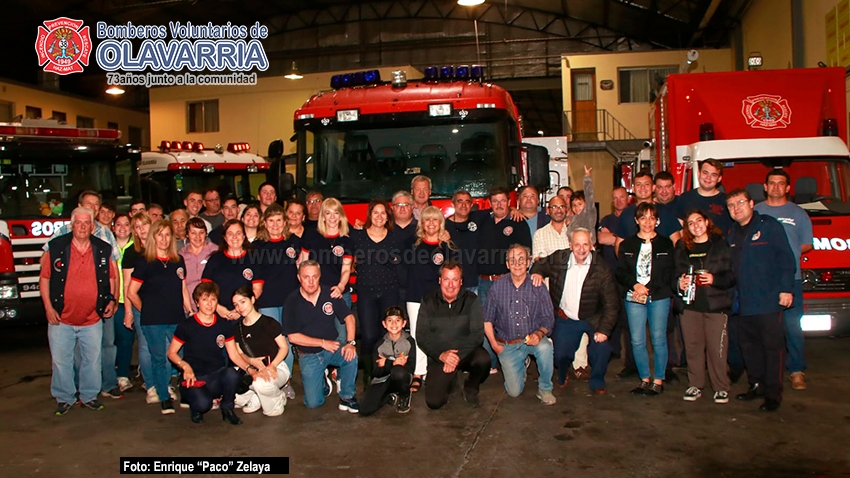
left=106, top=86, right=125, bottom=95
left=458, top=0, right=485, bottom=5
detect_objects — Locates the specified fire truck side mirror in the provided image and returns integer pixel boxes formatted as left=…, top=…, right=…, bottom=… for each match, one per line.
left=268, top=139, right=284, bottom=160
left=524, top=144, right=550, bottom=192
left=268, top=157, right=295, bottom=200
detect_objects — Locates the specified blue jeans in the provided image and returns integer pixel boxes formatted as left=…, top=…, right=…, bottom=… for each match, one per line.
left=258, top=306, right=294, bottom=376
left=336, top=292, right=353, bottom=341
left=132, top=307, right=153, bottom=385
left=114, top=303, right=135, bottom=378
left=297, top=346, right=358, bottom=408
left=140, top=324, right=177, bottom=402
left=552, top=318, right=612, bottom=391
left=497, top=338, right=554, bottom=396
left=48, top=322, right=102, bottom=404
left=101, top=317, right=118, bottom=392
left=476, top=280, right=499, bottom=369
left=784, top=280, right=806, bottom=373
left=625, top=297, right=670, bottom=381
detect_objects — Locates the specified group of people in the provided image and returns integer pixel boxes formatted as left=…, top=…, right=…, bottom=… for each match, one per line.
left=41, top=160, right=810, bottom=422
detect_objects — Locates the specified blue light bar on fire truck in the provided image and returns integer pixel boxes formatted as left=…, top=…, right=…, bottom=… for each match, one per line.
left=329, top=65, right=484, bottom=90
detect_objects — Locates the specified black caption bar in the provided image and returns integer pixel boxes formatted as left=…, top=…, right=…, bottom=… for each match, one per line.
left=120, top=457, right=289, bottom=475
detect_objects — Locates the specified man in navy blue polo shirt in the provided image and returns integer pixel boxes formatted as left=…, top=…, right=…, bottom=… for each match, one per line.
left=282, top=260, right=359, bottom=412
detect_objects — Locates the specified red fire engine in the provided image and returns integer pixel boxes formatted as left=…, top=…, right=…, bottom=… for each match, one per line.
left=269, top=67, right=551, bottom=222
left=0, top=119, right=138, bottom=323
left=651, top=67, right=850, bottom=336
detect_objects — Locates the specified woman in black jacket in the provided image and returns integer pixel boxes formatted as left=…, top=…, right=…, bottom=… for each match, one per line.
left=675, top=209, right=736, bottom=404
left=617, top=202, right=676, bottom=396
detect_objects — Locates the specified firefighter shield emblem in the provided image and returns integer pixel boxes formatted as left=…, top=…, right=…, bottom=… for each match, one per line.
left=322, top=302, right=334, bottom=315
left=741, top=94, right=791, bottom=130
left=242, top=268, right=254, bottom=280
left=35, top=18, right=92, bottom=75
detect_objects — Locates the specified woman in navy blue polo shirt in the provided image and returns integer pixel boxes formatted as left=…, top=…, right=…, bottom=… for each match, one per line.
left=168, top=282, right=254, bottom=424
left=202, top=219, right=263, bottom=321
left=127, top=220, right=193, bottom=415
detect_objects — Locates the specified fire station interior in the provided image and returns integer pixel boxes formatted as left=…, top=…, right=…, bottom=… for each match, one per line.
left=2, top=1, right=850, bottom=476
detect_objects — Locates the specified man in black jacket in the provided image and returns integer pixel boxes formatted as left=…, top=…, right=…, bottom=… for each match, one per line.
left=530, top=228, right=619, bottom=394
left=417, top=260, right=489, bottom=409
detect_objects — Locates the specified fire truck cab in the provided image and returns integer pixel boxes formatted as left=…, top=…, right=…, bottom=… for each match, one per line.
left=139, top=141, right=269, bottom=212
left=651, top=67, right=850, bottom=336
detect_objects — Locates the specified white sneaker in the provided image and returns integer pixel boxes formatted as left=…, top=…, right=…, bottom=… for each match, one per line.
left=117, top=377, right=133, bottom=392
left=145, top=386, right=159, bottom=404
left=536, top=390, right=557, bottom=405
left=168, top=386, right=177, bottom=401
left=683, top=386, right=702, bottom=402
left=713, top=391, right=730, bottom=404
left=242, top=394, right=261, bottom=414
left=211, top=398, right=220, bottom=410
left=330, top=368, right=341, bottom=395
left=282, top=382, right=296, bottom=400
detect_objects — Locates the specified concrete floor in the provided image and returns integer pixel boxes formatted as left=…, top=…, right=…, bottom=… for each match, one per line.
left=0, top=325, right=849, bottom=478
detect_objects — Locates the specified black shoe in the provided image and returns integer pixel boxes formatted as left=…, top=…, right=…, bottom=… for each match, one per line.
left=617, top=367, right=639, bottom=381
left=630, top=381, right=650, bottom=395
left=735, top=383, right=764, bottom=401
left=759, top=399, right=781, bottom=412
left=221, top=408, right=243, bottom=425
left=462, top=388, right=480, bottom=408
left=397, top=394, right=411, bottom=414
left=190, top=411, right=204, bottom=423
left=160, top=399, right=175, bottom=415
left=665, top=369, right=680, bottom=384
left=644, top=382, right=664, bottom=396
left=384, top=393, right=399, bottom=408
left=729, top=369, right=744, bottom=384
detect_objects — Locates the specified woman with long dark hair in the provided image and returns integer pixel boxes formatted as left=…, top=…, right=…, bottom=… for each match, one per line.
left=675, top=209, right=736, bottom=403
left=617, top=202, right=676, bottom=396
left=126, top=220, right=193, bottom=414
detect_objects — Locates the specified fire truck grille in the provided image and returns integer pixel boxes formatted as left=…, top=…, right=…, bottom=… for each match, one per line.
left=11, top=238, right=49, bottom=299
left=802, top=269, right=850, bottom=293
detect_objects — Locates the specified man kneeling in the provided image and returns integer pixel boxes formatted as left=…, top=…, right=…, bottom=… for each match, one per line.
left=483, top=245, right=556, bottom=405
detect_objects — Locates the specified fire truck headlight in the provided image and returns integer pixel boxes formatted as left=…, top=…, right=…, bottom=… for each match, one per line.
left=202, top=165, right=215, bottom=173
left=0, top=285, right=19, bottom=299
left=429, top=104, right=452, bottom=117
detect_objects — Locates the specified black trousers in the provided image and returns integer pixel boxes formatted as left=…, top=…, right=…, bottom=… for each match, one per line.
left=739, top=311, right=785, bottom=401
left=180, top=366, right=241, bottom=413
left=359, top=365, right=412, bottom=416
left=425, top=346, right=489, bottom=410
left=357, top=290, right=402, bottom=358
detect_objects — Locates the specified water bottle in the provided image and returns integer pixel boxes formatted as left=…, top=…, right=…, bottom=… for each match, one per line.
left=683, top=265, right=696, bottom=305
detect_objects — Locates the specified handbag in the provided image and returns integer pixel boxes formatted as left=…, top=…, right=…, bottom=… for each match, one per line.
left=235, top=321, right=257, bottom=395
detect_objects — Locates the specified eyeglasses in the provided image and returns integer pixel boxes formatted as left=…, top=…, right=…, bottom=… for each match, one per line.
left=507, top=258, right=528, bottom=265
left=727, top=199, right=749, bottom=209
left=306, top=199, right=322, bottom=205
left=549, top=205, right=567, bottom=210
left=392, top=202, right=411, bottom=208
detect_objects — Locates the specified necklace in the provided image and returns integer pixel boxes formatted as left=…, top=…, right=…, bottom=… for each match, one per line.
left=158, top=257, right=168, bottom=268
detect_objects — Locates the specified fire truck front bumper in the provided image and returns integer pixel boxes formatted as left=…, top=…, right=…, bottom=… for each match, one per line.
left=801, top=297, right=850, bottom=337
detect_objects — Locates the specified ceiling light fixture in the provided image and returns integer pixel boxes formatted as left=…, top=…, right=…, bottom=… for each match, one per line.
left=106, top=86, right=125, bottom=95
left=458, top=0, right=485, bottom=5
left=284, top=61, right=303, bottom=80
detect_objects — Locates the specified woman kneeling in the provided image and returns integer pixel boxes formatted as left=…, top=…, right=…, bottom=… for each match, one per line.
left=232, top=286, right=291, bottom=417
left=167, top=282, right=254, bottom=424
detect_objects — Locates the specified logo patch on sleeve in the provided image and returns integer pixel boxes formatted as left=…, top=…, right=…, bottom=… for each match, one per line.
left=216, top=334, right=225, bottom=348
left=332, top=245, right=344, bottom=257
left=322, top=301, right=334, bottom=315
left=243, top=268, right=254, bottom=280
left=286, top=246, right=297, bottom=258
left=176, top=267, right=185, bottom=280
left=432, top=252, right=444, bottom=265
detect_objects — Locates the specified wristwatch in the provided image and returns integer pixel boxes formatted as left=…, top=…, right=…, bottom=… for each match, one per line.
left=346, top=340, right=357, bottom=346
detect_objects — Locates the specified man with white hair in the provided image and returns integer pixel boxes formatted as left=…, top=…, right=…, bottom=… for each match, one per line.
left=40, top=207, right=118, bottom=415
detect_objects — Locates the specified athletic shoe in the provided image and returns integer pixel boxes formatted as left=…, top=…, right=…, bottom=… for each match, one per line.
left=117, top=377, right=133, bottom=392
left=630, top=381, right=650, bottom=395
left=179, top=398, right=190, bottom=409
left=713, top=391, right=730, bottom=404
left=338, top=397, right=360, bottom=413
left=242, top=394, right=261, bottom=414
left=330, top=368, right=341, bottom=395
left=55, top=402, right=73, bottom=416
left=644, top=383, right=664, bottom=396
left=282, top=381, right=296, bottom=400
left=396, top=394, right=411, bottom=414
left=384, top=393, right=399, bottom=408
left=524, top=357, right=531, bottom=370
left=489, top=368, right=498, bottom=375
left=211, top=398, right=220, bottom=410
left=790, top=372, right=807, bottom=390
left=101, top=387, right=124, bottom=399
left=160, top=399, right=175, bottom=415
left=323, top=369, right=333, bottom=397
left=145, top=387, right=159, bottom=404
left=168, top=386, right=177, bottom=401
left=81, top=399, right=105, bottom=411
left=683, top=387, right=701, bottom=402
left=536, top=390, right=557, bottom=405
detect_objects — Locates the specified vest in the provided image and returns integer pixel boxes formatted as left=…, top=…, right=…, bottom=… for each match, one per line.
left=48, top=234, right=113, bottom=318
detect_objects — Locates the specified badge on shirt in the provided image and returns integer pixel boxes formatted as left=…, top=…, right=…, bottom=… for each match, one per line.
left=751, top=231, right=761, bottom=241
left=468, top=221, right=478, bottom=232
left=286, top=246, right=297, bottom=259
left=503, top=226, right=514, bottom=236
left=322, top=301, right=334, bottom=315
left=176, top=267, right=185, bottom=280
left=216, top=335, right=225, bottom=348
left=332, top=245, right=344, bottom=257
left=243, top=268, right=254, bottom=280
left=53, top=258, right=64, bottom=272
left=432, top=252, right=444, bottom=265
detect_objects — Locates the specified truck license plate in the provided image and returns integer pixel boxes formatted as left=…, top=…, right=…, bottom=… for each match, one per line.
left=801, top=314, right=831, bottom=332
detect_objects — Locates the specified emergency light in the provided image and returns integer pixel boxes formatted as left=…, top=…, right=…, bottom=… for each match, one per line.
left=227, top=142, right=251, bottom=152
left=699, top=123, right=715, bottom=141
left=822, top=118, right=839, bottom=136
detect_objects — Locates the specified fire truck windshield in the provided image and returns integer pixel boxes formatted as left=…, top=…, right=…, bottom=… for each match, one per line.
left=0, top=160, right=118, bottom=218
left=299, top=120, right=512, bottom=200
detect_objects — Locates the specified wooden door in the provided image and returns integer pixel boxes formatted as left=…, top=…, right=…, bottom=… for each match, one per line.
left=571, top=69, right=597, bottom=141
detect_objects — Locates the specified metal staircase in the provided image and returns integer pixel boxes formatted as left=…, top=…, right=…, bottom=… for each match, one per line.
left=563, top=109, right=647, bottom=164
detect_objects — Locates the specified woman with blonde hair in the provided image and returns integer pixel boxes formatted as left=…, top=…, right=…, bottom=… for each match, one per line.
left=126, top=220, right=193, bottom=414
left=405, top=205, right=456, bottom=392
left=302, top=197, right=352, bottom=304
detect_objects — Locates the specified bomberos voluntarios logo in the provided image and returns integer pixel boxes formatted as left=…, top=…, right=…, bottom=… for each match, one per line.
left=35, top=18, right=92, bottom=75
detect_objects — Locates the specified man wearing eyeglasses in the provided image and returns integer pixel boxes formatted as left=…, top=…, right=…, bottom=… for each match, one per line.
left=304, top=190, right=323, bottom=231
left=483, top=245, right=555, bottom=405
left=391, top=190, right=417, bottom=305
left=532, top=196, right=570, bottom=260
left=676, top=159, right=733, bottom=235
left=726, top=189, right=796, bottom=412
left=199, top=189, right=224, bottom=229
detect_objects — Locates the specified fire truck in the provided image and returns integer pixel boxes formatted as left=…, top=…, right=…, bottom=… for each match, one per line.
left=650, top=67, right=850, bottom=336
left=0, top=119, right=139, bottom=323
left=139, top=141, right=269, bottom=212
left=267, top=66, right=554, bottom=221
